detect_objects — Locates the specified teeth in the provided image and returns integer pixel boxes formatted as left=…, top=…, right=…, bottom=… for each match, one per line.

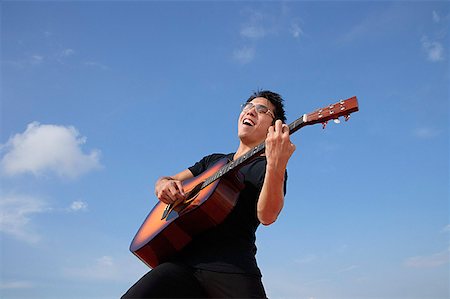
left=243, top=118, right=254, bottom=126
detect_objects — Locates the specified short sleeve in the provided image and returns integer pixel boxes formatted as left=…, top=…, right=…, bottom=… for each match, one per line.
left=188, top=153, right=229, bottom=177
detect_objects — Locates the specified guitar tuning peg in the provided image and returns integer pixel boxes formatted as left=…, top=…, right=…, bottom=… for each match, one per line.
left=333, top=118, right=341, bottom=124
left=344, top=114, right=351, bottom=122
left=322, top=120, right=328, bottom=129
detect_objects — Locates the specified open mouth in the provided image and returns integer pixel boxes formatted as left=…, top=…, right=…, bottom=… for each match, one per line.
left=242, top=118, right=255, bottom=126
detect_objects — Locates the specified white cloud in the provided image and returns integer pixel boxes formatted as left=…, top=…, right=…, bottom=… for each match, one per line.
left=413, top=127, right=440, bottom=139
left=233, top=46, right=255, bottom=64
left=432, top=10, right=440, bottom=23
left=233, top=5, right=304, bottom=64
left=404, top=248, right=450, bottom=268
left=63, top=254, right=148, bottom=283
left=30, top=54, right=44, bottom=65
left=337, top=265, right=359, bottom=273
left=338, top=6, right=399, bottom=43
left=0, top=280, right=34, bottom=290
left=240, top=25, right=267, bottom=40
left=294, top=254, right=317, bottom=264
left=56, top=49, right=76, bottom=65
left=0, top=194, right=91, bottom=242
left=442, top=224, right=450, bottom=233
left=64, top=255, right=120, bottom=281
left=240, top=10, right=268, bottom=40
left=1, top=122, right=101, bottom=178
left=290, top=22, right=304, bottom=38
left=421, top=35, right=444, bottom=62
left=61, top=48, right=75, bottom=57
left=69, top=200, right=88, bottom=212
left=0, top=194, right=48, bottom=243
left=83, top=61, right=110, bottom=70
left=239, top=6, right=304, bottom=41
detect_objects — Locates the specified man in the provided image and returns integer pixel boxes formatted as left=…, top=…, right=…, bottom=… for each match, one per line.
left=122, top=90, right=296, bottom=298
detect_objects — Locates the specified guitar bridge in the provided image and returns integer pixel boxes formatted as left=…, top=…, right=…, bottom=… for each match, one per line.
left=161, top=204, right=171, bottom=220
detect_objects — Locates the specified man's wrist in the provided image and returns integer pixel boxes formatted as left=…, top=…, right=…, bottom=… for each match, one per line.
left=265, top=164, right=286, bottom=182
left=158, top=176, right=173, bottom=183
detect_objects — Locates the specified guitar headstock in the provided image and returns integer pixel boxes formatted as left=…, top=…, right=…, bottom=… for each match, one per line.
left=304, top=96, right=359, bottom=129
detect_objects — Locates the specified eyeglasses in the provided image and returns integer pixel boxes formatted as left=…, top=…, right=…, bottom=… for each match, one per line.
left=241, top=102, right=275, bottom=119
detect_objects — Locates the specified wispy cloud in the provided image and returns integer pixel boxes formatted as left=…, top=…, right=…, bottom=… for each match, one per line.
left=233, top=5, right=304, bottom=64
left=339, top=6, right=399, bottom=44
left=30, top=54, right=44, bottom=65
left=290, top=21, right=304, bottom=39
left=63, top=255, right=145, bottom=282
left=404, top=248, right=450, bottom=268
left=413, top=126, right=440, bottom=139
left=61, top=48, right=75, bottom=57
left=240, top=23, right=267, bottom=40
left=294, top=254, right=317, bottom=264
left=421, top=35, right=444, bottom=62
left=432, top=10, right=441, bottom=23
left=233, top=46, right=255, bottom=64
left=0, top=194, right=49, bottom=243
left=83, top=61, right=110, bottom=70
left=0, top=280, right=34, bottom=290
left=3, top=54, right=46, bottom=69
left=64, top=255, right=120, bottom=281
left=1, top=122, right=101, bottom=178
left=239, top=9, right=271, bottom=40
left=337, top=264, right=359, bottom=273
left=233, top=8, right=270, bottom=65
left=441, top=224, right=450, bottom=233
left=4, top=29, right=109, bottom=70
left=68, top=200, right=88, bottom=212
left=56, top=48, right=76, bottom=64
left=0, top=193, right=91, bottom=242
left=420, top=9, right=447, bottom=62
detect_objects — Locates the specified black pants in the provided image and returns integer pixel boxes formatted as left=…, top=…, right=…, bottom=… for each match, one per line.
left=121, top=262, right=267, bottom=298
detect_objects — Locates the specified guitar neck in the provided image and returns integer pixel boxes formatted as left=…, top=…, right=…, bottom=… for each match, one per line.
left=235, top=114, right=307, bottom=162
left=202, top=115, right=306, bottom=187
left=202, top=96, right=359, bottom=188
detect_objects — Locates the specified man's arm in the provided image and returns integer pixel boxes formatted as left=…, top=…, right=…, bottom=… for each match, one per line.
left=257, top=120, right=296, bottom=225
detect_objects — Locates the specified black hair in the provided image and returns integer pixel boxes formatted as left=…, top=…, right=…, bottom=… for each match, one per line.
left=246, top=90, right=287, bottom=123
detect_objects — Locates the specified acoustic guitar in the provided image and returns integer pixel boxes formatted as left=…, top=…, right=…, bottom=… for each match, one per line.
left=130, top=96, right=359, bottom=268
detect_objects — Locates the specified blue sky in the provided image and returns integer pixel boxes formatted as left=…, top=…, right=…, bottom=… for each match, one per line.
left=1, top=1, right=449, bottom=298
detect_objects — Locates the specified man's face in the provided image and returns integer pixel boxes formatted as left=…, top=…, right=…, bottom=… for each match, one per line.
left=238, top=97, right=276, bottom=146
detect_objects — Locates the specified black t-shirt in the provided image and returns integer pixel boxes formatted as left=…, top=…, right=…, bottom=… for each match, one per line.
left=174, top=153, right=286, bottom=276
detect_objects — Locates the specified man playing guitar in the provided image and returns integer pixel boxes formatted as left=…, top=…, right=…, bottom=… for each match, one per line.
left=122, top=90, right=295, bottom=298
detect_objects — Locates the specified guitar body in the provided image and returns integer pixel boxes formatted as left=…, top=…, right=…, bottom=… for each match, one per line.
left=130, top=158, right=245, bottom=268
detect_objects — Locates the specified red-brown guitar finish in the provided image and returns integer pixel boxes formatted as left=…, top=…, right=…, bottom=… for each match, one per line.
left=130, top=158, right=244, bottom=268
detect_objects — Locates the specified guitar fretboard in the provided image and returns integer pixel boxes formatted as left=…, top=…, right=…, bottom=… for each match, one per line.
left=201, top=114, right=307, bottom=188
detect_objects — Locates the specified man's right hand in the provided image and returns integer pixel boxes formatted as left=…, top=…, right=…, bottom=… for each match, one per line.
left=155, top=177, right=186, bottom=204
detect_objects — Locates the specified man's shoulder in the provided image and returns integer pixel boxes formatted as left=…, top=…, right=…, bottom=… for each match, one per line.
left=188, top=152, right=234, bottom=176
left=201, top=152, right=233, bottom=166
